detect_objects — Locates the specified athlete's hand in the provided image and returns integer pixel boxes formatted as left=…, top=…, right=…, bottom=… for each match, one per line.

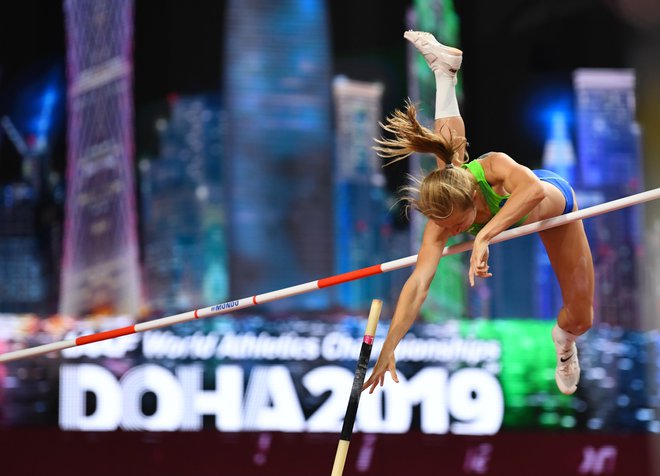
left=469, top=237, right=492, bottom=286
left=362, top=351, right=399, bottom=393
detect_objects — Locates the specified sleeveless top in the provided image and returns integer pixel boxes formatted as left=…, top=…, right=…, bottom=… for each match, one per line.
left=461, top=159, right=528, bottom=236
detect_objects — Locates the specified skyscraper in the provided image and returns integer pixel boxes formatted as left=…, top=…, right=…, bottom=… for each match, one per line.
left=332, top=77, right=389, bottom=309
left=141, top=94, right=228, bottom=312
left=573, top=69, right=643, bottom=328
left=223, top=0, right=333, bottom=309
left=0, top=184, right=45, bottom=312
left=0, top=75, right=64, bottom=314
left=60, top=0, right=141, bottom=317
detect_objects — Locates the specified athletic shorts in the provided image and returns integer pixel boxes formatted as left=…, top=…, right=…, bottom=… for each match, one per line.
left=533, top=169, right=575, bottom=215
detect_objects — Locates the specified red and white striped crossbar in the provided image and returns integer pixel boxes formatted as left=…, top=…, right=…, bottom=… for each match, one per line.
left=1, top=187, right=659, bottom=363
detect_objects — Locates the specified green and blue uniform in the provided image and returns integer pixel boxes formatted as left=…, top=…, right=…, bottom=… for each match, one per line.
left=462, top=157, right=575, bottom=236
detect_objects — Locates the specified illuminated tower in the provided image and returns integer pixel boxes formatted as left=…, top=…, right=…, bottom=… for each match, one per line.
left=60, top=0, right=141, bottom=316
left=0, top=184, right=45, bottom=312
left=333, top=77, right=389, bottom=309
left=573, top=69, right=643, bottom=328
left=140, top=95, right=228, bottom=312
left=223, top=0, right=333, bottom=309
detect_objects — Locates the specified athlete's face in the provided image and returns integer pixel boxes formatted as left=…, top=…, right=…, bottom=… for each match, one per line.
left=433, top=205, right=476, bottom=235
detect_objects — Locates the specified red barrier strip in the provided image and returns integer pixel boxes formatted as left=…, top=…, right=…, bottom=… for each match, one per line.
left=75, top=325, right=136, bottom=346
left=318, top=265, right=383, bottom=288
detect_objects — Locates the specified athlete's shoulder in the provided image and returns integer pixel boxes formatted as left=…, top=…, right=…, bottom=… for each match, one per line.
left=480, top=151, right=516, bottom=167
left=480, top=152, right=522, bottom=180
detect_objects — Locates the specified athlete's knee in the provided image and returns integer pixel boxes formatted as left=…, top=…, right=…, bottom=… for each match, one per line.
left=565, top=301, right=593, bottom=335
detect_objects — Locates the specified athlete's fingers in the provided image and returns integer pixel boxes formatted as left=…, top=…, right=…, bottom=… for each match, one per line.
left=390, top=366, right=399, bottom=383
left=367, top=373, right=383, bottom=394
left=363, top=370, right=379, bottom=392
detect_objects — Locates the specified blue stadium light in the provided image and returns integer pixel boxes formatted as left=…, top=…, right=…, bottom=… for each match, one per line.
left=9, top=64, right=64, bottom=152
left=538, top=100, right=573, bottom=141
left=525, top=85, right=574, bottom=143
left=549, top=110, right=568, bottom=140
left=35, top=86, right=59, bottom=139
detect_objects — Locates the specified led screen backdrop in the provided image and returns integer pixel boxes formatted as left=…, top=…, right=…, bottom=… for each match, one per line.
left=2, top=312, right=658, bottom=435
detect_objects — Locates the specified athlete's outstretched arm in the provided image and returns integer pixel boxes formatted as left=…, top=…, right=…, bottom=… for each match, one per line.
left=363, top=221, right=449, bottom=393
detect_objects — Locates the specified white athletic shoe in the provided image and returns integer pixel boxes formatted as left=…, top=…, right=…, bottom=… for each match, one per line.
left=552, top=324, right=580, bottom=395
left=403, top=30, right=463, bottom=80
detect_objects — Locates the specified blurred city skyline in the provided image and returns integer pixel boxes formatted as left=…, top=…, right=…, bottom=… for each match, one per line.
left=2, top=0, right=652, bottom=185
left=0, top=0, right=659, bottom=318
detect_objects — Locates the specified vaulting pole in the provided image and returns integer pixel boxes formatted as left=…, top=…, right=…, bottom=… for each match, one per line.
left=330, top=299, right=382, bottom=476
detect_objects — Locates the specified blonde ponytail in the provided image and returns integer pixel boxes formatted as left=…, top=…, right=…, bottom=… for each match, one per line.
left=373, top=100, right=468, bottom=166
